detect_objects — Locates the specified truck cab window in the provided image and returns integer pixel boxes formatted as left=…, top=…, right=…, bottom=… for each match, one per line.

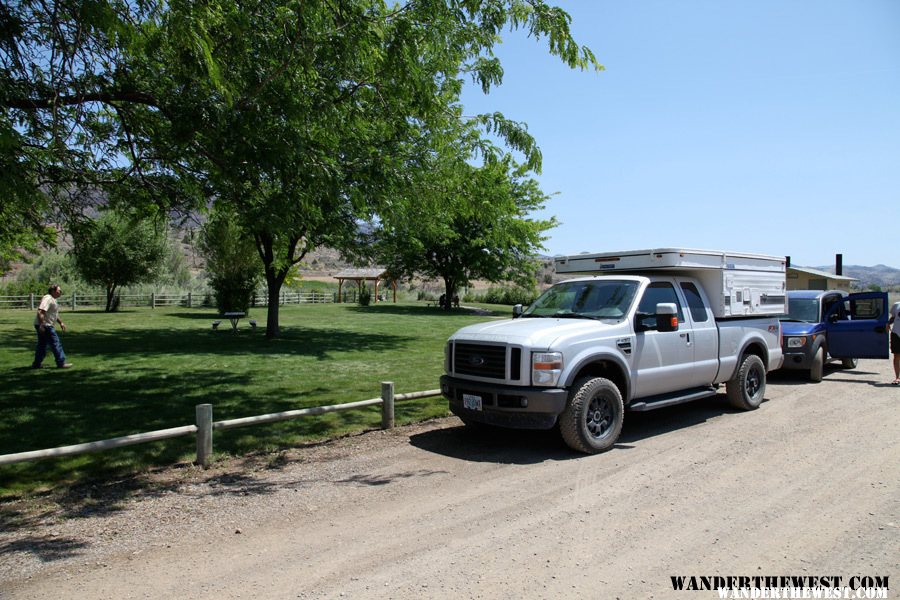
left=637, top=282, right=684, bottom=328
left=680, top=282, right=709, bottom=322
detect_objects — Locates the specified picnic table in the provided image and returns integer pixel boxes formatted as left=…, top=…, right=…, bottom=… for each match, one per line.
left=223, top=311, right=245, bottom=332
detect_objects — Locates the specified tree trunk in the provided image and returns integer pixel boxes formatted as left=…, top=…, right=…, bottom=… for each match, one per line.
left=265, top=275, right=282, bottom=339
left=443, top=278, right=456, bottom=312
left=105, top=284, right=117, bottom=312
left=254, top=232, right=304, bottom=339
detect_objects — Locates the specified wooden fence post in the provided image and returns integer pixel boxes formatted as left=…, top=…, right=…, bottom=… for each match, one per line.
left=196, top=403, right=213, bottom=468
left=381, top=382, right=394, bottom=430
left=187, top=292, right=192, bottom=308
left=30, top=293, right=34, bottom=310
left=151, top=292, right=155, bottom=309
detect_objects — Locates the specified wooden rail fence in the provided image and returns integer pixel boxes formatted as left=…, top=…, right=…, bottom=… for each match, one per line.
left=0, top=383, right=442, bottom=469
left=0, top=290, right=351, bottom=310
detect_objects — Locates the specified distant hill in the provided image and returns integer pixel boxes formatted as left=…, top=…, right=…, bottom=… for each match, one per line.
left=811, top=264, right=900, bottom=288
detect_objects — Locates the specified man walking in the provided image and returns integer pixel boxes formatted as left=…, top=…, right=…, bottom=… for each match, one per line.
left=32, top=284, right=73, bottom=369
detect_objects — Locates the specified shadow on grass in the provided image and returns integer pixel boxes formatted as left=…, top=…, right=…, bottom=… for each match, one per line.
left=0, top=361, right=413, bottom=495
left=0, top=389, right=441, bottom=509
left=162, top=311, right=224, bottom=320
left=0, top=307, right=444, bottom=501
left=345, top=304, right=502, bottom=317
left=62, top=326, right=414, bottom=359
left=410, top=393, right=743, bottom=464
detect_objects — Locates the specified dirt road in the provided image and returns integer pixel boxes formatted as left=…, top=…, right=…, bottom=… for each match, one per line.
left=2, top=360, right=898, bottom=599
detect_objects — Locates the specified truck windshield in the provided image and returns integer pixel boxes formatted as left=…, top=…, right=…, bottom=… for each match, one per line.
left=784, top=297, right=819, bottom=322
left=523, top=280, right=639, bottom=319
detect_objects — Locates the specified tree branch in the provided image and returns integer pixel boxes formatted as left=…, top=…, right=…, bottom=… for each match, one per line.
left=4, top=90, right=161, bottom=111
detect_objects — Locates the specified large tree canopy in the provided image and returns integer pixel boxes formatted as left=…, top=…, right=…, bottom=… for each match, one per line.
left=1, top=0, right=602, bottom=334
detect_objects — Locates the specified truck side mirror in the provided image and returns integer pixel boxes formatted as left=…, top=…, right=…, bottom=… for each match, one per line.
left=513, top=304, right=524, bottom=318
left=655, top=303, right=679, bottom=332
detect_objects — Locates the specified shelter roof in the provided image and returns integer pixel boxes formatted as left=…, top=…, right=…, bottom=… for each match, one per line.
left=333, top=268, right=390, bottom=280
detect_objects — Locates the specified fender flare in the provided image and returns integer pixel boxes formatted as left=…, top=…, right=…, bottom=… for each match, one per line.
left=811, top=336, right=827, bottom=360
left=561, top=352, right=633, bottom=401
left=727, top=332, right=775, bottom=376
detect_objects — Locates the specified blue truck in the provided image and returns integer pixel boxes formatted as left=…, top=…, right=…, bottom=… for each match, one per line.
left=780, top=290, right=890, bottom=382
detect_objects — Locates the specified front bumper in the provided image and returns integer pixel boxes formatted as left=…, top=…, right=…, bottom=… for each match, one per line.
left=440, top=375, right=568, bottom=430
left=780, top=348, right=815, bottom=370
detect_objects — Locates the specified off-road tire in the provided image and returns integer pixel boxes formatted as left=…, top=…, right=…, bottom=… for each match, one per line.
left=726, top=354, right=766, bottom=410
left=841, top=357, right=858, bottom=369
left=809, top=346, right=824, bottom=383
left=559, top=377, right=624, bottom=454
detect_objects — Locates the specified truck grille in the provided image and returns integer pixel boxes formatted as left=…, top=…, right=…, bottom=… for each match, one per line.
left=453, top=343, right=507, bottom=379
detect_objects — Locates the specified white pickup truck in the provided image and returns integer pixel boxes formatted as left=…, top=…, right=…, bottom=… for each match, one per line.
left=440, top=248, right=786, bottom=454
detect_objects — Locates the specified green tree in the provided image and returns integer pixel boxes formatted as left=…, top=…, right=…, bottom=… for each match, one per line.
left=1, top=0, right=601, bottom=335
left=71, top=211, right=167, bottom=311
left=375, top=153, right=556, bottom=309
left=199, top=209, right=262, bottom=315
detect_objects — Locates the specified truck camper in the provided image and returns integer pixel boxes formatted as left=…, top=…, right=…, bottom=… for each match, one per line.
left=441, top=248, right=786, bottom=454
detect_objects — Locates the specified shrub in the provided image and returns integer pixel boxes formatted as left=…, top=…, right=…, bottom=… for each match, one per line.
left=359, top=285, right=372, bottom=306
left=474, top=286, right=538, bottom=306
left=199, top=210, right=261, bottom=315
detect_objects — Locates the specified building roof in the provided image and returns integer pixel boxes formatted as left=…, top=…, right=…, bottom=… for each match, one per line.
left=787, top=266, right=857, bottom=282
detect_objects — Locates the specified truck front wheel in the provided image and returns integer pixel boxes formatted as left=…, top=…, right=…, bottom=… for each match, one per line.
left=726, top=354, right=766, bottom=410
left=559, top=377, right=624, bottom=454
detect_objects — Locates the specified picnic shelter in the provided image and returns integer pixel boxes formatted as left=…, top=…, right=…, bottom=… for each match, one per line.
left=334, top=268, right=397, bottom=303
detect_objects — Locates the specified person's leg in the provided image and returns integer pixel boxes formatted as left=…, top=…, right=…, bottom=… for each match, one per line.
left=32, top=325, right=47, bottom=368
left=892, top=334, right=900, bottom=383
left=46, top=326, right=67, bottom=367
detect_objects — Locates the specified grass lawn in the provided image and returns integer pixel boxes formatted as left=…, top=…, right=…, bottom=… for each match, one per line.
left=0, top=301, right=509, bottom=498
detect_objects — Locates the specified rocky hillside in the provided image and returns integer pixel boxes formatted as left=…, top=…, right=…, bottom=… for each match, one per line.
left=812, top=264, right=900, bottom=288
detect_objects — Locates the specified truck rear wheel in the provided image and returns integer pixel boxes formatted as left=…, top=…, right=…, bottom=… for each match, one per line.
left=726, top=354, right=766, bottom=410
left=809, top=347, right=824, bottom=382
left=559, top=377, right=624, bottom=454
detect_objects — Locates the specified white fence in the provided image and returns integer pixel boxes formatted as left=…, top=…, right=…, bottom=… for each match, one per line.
left=0, top=383, right=442, bottom=468
left=0, top=290, right=345, bottom=310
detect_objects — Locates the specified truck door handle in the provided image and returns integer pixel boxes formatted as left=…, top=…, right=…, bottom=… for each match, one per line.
left=680, top=333, right=691, bottom=344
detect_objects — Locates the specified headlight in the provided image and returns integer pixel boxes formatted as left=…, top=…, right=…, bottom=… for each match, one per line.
left=532, top=352, right=563, bottom=386
left=786, top=337, right=807, bottom=348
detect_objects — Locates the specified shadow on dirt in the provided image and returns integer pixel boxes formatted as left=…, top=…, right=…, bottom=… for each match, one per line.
left=768, top=364, right=884, bottom=387
left=410, top=393, right=744, bottom=464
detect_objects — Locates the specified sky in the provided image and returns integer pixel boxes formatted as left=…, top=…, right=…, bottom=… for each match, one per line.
left=459, top=0, right=900, bottom=268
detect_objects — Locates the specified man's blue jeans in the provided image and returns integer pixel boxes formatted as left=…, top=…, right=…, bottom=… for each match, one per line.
left=33, top=325, right=66, bottom=368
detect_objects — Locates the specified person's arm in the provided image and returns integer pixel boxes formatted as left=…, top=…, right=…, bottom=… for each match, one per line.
left=56, top=314, right=66, bottom=332
left=36, top=308, right=47, bottom=330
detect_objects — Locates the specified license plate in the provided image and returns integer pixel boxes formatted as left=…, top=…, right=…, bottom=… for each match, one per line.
left=462, top=393, right=483, bottom=411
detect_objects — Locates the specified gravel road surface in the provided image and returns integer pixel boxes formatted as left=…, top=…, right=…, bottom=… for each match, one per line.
left=2, top=359, right=898, bottom=599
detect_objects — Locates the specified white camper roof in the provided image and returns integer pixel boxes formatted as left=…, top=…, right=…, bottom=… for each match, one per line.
left=554, top=248, right=786, bottom=275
